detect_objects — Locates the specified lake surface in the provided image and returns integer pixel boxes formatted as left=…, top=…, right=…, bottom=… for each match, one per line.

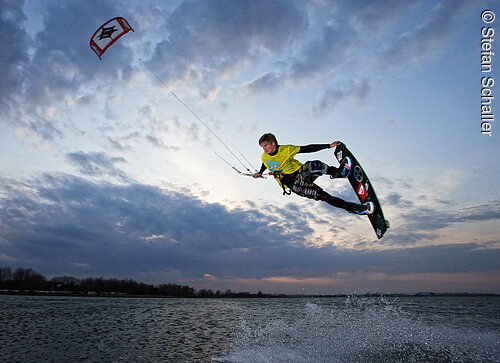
left=1, top=295, right=499, bottom=362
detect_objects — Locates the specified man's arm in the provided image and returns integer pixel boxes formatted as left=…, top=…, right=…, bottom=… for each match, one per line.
left=253, top=163, right=267, bottom=178
left=298, top=141, right=341, bottom=153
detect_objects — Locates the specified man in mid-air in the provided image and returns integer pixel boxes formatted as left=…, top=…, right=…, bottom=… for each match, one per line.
left=253, top=133, right=374, bottom=215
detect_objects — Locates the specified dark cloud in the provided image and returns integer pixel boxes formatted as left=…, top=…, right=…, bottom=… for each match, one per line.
left=1, top=0, right=136, bottom=138
left=66, top=151, right=128, bottom=179
left=0, top=0, right=31, bottom=116
left=1, top=1, right=499, bottom=290
left=376, top=0, right=473, bottom=68
left=233, top=0, right=415, bottom=95
left=29, top=0, right=133, bottom=85
left=287, top=23, right=353, bottom=83
left=311, top=79, right=371, bottom=114
left=237, top=21, right=356, bottom=96
left=1, top=0, right=477, bottom=141
left=0, top=174, right=309, bottom=279
left=24, top=117, right=63, bottom=141
left=232, top=0, right=476, bottom=113
left=384, top=192, right=413, bottom=207
left=149, top=0, right=308, bottom=84
left=0, top=174, right=498, bottom=284
left=461, top=203, right=500, bottom=223
left=241, top=72, right=285, bottom=96
left=378, top=197, right=500, bottom=250
left=410, top=200, right=500, bottom=232
left=335, top=0, right=416, bottom=32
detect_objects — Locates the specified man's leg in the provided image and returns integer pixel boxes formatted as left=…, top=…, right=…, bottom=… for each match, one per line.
left=304, top=160, right=350, bottom=179
left=316, top=190, right=368, bottom=214
left=328, top=156, right=351, bottom=179
left=296, top=161, right=372, bottom=214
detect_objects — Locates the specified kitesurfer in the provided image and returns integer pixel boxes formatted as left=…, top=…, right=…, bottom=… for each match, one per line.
left=253, top=133, right=374, bottom=215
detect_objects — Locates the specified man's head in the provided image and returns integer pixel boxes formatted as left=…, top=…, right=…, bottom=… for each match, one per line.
left=259, top=133, right=278, bottom=154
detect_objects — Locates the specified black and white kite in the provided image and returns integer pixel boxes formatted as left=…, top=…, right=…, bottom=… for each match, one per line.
left=90, top=17, right=133, bottom=59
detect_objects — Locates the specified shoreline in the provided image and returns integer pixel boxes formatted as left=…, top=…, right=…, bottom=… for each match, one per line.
left=2, top=290, right=499, bottom=299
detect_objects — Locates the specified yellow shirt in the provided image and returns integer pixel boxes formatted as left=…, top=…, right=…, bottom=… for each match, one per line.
left=261, top=145, right=302, bottom=187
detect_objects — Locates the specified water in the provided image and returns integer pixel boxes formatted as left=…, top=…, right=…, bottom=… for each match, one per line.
left=1, top=295, right=499, bottom=362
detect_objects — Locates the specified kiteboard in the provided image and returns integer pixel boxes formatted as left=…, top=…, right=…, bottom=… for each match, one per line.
left=334, top=143, right=389, bottom=239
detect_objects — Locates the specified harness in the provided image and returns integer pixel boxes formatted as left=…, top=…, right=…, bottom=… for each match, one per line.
left=272, top=171, right=292, bottom=195
left=274, top=164, right=322, bottom=200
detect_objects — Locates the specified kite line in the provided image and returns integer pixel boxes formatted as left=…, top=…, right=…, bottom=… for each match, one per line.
left=139, top=59, right=260, bottom=177
left=91, top=17, right=260, bottom=177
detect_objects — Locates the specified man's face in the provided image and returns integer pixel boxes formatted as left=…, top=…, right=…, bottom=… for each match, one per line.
left=260, top=141, right=277, bottom=155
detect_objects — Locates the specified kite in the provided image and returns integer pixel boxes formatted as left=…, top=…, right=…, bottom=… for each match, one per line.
left=90, top=17, right=133, bottom=59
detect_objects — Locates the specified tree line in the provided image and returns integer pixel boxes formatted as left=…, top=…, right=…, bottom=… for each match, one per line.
left=0, top=267, right=273, bottom=298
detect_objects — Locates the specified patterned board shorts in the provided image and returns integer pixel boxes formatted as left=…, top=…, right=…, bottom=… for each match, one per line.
left=289, top=161, right=324, bottom=200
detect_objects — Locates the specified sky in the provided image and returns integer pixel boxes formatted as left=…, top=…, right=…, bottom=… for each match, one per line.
left=0, top=0, right=499, bottom=294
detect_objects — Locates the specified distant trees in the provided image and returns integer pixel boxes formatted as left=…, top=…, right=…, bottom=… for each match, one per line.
left=0, top=267, right=197, bottom=297
left=0, top=267, right=271, bottom=298
left=0, top=267, right=47, bottom=290
left=0, top=267, right=13, bottom=283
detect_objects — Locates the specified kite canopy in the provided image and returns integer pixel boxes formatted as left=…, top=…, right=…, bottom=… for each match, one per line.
left=90, top=17, right=133, bottom=59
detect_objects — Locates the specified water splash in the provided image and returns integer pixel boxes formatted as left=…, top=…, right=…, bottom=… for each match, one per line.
left=216, top=296, right=499, bottom=362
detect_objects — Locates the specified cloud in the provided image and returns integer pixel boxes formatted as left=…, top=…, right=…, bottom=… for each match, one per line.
left=0, top=174, right=310, bottom=278
left=1, top=1, right=499, bottom=293
left=0, top=0, right=31, bottom=115
left=286, top=23, right=353, bottom=83
left=66, top=151, right=128, bottom=179
left=376, top=0, right=473, bottom=68
left=149, top=0, right=308, bottom=84
left=235, top=20, right=357, bottom=95
left=310, top=79, right=371, bottom=114
left=240, top=72, right=285, bottom=96
left=232, top=0, right=416, bottom=95
left=0, top=174, right=498, bottom=286
left=335, top=0, right=417, bottom=32
left=17, top=117, right=63, bottom=141
left=1, top=0, right=474, bottom=145
left=233, top=0, right=474, bottom=115
left=0, top=0, right=137, bottom=137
